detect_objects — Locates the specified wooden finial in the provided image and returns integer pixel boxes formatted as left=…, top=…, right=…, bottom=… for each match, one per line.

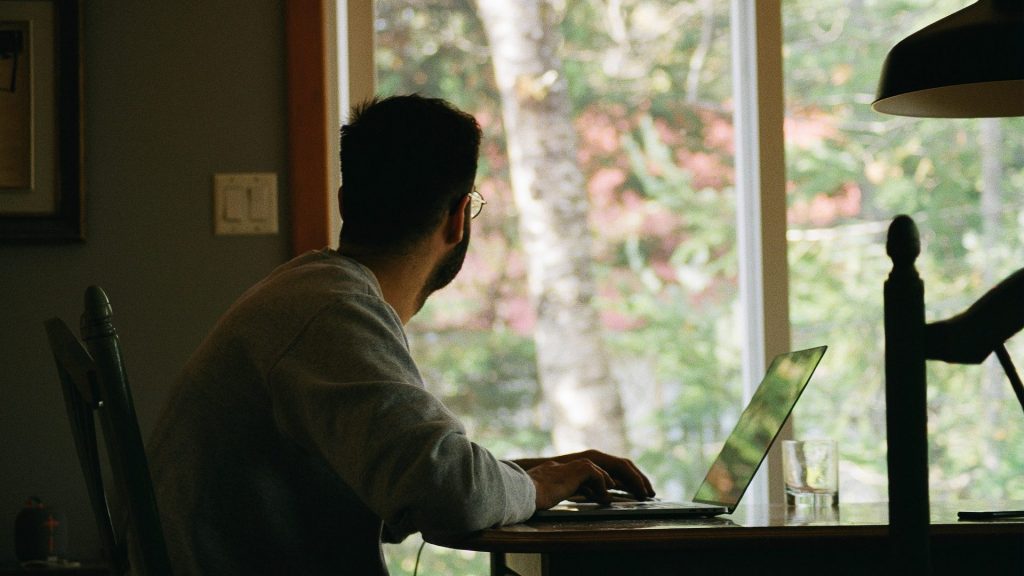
left=81, top=286, right=115, bottom=339
left=886, top=214, right=920, bottom=267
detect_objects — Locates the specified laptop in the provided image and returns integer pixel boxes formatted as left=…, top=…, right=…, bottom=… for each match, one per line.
left=532, top=345, right=827, bottom=520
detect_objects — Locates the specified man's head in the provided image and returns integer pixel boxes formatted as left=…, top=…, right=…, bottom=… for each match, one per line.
left=338, top=94, right=482, bottom=255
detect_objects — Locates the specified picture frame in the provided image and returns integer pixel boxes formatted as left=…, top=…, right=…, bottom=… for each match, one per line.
left=0, top=0, right=82, bottom=242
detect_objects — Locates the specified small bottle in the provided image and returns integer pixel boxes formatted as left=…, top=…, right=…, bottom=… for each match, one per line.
left=14, top=496, right=68, bottom=564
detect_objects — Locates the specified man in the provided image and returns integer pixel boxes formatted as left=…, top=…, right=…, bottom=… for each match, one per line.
left=148, top=94, right=653, bottom=575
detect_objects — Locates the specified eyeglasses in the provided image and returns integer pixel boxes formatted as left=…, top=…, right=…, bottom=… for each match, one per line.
left=468, top=188, right=487, bottom=219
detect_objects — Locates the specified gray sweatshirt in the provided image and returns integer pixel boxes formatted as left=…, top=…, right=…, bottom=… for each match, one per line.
left=147, top=249, right=535, bottom=575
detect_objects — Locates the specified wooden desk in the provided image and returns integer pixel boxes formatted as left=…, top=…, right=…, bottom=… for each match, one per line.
left=438, top=502, right=1024, bottom=575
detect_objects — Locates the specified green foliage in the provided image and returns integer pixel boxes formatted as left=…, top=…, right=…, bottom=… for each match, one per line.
left=407, top=328, right=550, bottom=456
left=384, top=536, right=489, bottom=576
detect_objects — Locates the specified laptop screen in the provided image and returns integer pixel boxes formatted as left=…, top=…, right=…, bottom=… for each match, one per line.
left=692, top=345, right=827, bottom=511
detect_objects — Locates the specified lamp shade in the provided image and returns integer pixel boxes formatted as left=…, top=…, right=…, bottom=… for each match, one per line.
left=873, top=0, right=1024, bottom=118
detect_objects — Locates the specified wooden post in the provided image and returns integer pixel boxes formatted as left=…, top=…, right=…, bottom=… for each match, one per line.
left=884, top=215, right=931, bottom=572
left=81, top=286, right=172, bottom=576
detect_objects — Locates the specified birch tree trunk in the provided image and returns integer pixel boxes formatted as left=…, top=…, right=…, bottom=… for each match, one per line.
left=475, top=0, right=628, bottom=455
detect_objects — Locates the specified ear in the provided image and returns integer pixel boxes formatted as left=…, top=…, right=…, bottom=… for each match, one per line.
left=443, top=195, right=470, bottom=245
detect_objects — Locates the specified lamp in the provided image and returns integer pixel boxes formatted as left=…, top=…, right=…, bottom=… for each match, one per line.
left=872, top=0, right=1024, bottom=118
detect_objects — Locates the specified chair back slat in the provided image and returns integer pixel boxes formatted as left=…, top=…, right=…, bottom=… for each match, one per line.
left=45, top=287, right=173, bottom=576
left=43, top=318, right=120, bottom=570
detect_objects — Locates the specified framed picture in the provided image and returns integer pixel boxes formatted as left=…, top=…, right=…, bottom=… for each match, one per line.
left=0, top=0, right=82, bottom=242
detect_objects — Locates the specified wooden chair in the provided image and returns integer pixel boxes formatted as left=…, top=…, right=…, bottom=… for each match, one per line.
left=884, top=215, right=1023, bottom=572
left=44, top=286, right=172, bottom=576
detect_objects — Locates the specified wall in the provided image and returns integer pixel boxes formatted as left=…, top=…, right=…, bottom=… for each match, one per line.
left=0, top=0, right=290, bottom=564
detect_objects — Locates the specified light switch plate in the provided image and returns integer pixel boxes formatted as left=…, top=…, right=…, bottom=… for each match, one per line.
left=213, top=172, right=279, bottom=235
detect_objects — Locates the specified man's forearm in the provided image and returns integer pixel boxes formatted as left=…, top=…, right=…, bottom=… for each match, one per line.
left=512, top=451, right=591, bottom=471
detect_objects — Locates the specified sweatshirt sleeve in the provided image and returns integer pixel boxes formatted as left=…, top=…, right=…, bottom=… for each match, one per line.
left=266, top=295, right=536, bottom=540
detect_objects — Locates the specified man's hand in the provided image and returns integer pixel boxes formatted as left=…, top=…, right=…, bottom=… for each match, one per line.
left=526, top=459, right=614, bottom=509
left=516, top=450, right=656, bottom=510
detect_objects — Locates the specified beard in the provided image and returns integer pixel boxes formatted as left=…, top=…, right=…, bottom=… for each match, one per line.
left=415, top=218, right=471, bottom=313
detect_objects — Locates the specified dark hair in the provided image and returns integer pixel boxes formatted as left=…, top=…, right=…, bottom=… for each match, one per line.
left=339, top=94, right=481, bottom=252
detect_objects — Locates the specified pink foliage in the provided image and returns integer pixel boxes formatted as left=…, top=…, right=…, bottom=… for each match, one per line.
left=576, top=106, right=629, bottom=163
left=597, top=279, right=645, bottom=332
left=446, top=101, right=744, bottom=335
left=788, top=182, right=862, bottom=226
left=602, top=309, right=644, bottom=331
left=653, top=117, right=682, bottom=146
left=651, top=260, right=677, bottom=283
left=474, top=108, right=497, bottom=130
left=588, top=167, right=628, bottom=207
left=499, top=297, right=536, bottom=334
left=643, top=208, right=677, bottom=238
left=675, top=149, right=731, bottom=190
left=702, top=112, right=734, bottom=154
left=784, top=111, right=838, bottom=149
